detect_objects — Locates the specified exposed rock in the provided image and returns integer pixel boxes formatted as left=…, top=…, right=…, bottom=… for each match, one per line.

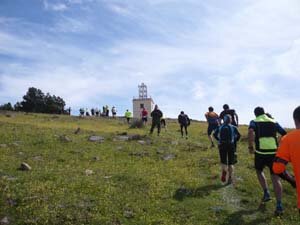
left=88, top=136, right=105, bottom=143
left=0, top=216, right=9, bottom=225
left=114, top=134, right=144, bottom=141
left=128, top=134, right=143, bottom=140
left=85, top=169, right=94, bottom=176
left=115, top=146, right=123, bottom=151
left=114, top=136, right=129, bottom=141
left=33, top=156, right=43, bottom=161
left=19, top=162, right=31, bottom=171
left=161, top=154, right=176, bottom=161
left=137, top=140, right=146, bottom=145
left=11, top=142, right=20, bottom=147
left=156, top=147, right=168, bottom=154
left=92, top=156, right=100, bottom=161
left=210, top=206, right=223, bottom=213
left=6, top=198, right=17, bottom=207
left=171, top=141, right=178, bottom=145
left=3, top=176, right=17, bottom=181
left=123, top=209, right=134, bottom=218
left=59, top=135, right=71, bottom=142
left=0, top=144, right=7, bottom=148
left=145, top=139, right=153, bottom=145
left=74, top=127, right=81, bottom=134
left=104, top=175, right=112, bottom=179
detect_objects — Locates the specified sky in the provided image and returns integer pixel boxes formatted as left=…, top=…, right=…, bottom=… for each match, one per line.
left=0, top=0, right=299, bottom=127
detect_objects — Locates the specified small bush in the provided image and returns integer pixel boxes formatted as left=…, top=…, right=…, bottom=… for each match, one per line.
left=130, top=119, right=144, bottom=129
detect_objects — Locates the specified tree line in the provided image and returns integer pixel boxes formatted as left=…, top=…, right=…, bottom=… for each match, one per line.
left=0, top=87, right=67, bottom=114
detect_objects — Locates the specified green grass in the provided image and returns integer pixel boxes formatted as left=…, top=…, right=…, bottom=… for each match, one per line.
left=0, top=111, right=298, bottom=225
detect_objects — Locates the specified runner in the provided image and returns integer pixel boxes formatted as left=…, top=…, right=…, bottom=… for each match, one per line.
left=112, top=106, right=117, bottom=118
left=150, top=105, right=163, bottom=136
left=273, top=106, right=300, bottom=213
left=141, top=107, right=148, bottom=125
left=79, top=108, right=84, bottom=117
left=220, top=104, right=239, bottom=126
left=205, top=106, right=219, bottom=148
left=248, top=106, right=286, bottom=215
left=213, top=115, right=240, bottom=184
left=124, top=109, right=132, bottom=124
left=178, top=111, right=190, bottom=139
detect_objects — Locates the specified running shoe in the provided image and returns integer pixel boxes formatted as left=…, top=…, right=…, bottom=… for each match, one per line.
left=221, top=170, right=227, bottom=182
left=274, top=205, right=283, bottom=216
left=262, top=192, right=271, bottom=202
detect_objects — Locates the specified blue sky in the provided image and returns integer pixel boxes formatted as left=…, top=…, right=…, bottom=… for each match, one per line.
left=0, top=0, right=299, bottom=127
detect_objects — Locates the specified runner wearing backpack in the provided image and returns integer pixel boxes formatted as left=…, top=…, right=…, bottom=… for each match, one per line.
left=178, top=111, right=190, bottom=139
left=213, top=115, right=240, bottom=184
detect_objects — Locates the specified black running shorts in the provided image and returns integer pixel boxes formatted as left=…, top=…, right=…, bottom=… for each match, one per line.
left=254, top=153, right=275, bottom=174
left=218, top=143, right=236, bottom=165
left=208, top=123, right=218, bottom=135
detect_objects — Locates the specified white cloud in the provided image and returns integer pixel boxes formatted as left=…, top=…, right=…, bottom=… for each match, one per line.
left=247, top=80, right=267, bottom=95
left=272, top=39, right=300, bottom=79
left=192, top=82, right=206, bottom=100
left=52, top=16, right=93, bottom=33
left=43, top=0, right=68, bottom=11
left=106, top=3, right=131, bottom=16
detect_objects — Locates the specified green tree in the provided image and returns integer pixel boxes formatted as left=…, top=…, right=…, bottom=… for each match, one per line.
left=0, top=102, right=14, bottom=111
left=21, top=87, right=45, bottom=112
left=18, top=87, right=66, bottom=114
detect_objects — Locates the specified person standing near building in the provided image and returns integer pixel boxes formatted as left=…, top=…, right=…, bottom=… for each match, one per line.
left=105, top=105, right=109, bottom=117
left=220, top=104, right=239, bottom=126
left=141, top=107, right=148, bottom=125
left=213, top=115, right=240, bottom=184
left=91, top=108, right=95, bottom=116
left=150, top=105, right=163, bottom=136
left=112, top=106, right=117, bottom=118
left=79, top=108, right=84, bottom=117
left=273, top=106, right=300, bottom=214
left=205, top=106, right=219, bottom=148
left=248, top=106, right=287, bottom=215
left=95, top=108, right=99, bottom=117
left=85, top=108, right=90, bottom=116
left=178, top=111, right=190, bottom=139
left=102, top=106, right=106, bottom=117
left=124, top=109, right=132, bottom=124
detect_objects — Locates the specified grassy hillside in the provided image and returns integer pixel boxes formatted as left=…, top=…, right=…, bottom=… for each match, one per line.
left=0, top=112, right=298, bottom=225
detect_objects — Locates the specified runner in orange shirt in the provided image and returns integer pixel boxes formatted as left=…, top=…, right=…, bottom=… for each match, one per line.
left=273, top=106, right=300, bottom=213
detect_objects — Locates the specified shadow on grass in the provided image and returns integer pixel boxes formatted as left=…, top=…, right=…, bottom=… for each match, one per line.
left=221, top=207, right=272, bottom=225
left=173, top=184, right=224, bottom=201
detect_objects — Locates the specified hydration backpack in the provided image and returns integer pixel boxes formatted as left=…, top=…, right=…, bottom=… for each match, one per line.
left=219, top=124, right=235, bottom=144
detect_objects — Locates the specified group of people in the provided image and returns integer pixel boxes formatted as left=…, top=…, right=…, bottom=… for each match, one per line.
left=143, top=105, right=187, bottom=137
left=79, top=105, right=117, bottom=118
left=79, top=102, right=300, bottom=215
left=204, top=104, right=299, bottom=216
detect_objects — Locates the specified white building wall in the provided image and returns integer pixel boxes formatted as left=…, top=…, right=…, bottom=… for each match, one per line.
left=132, top=98, right=154, bottom=118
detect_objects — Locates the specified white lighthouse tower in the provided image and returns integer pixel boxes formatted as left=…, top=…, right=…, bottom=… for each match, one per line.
left=132, top=83, right=154, bottom=118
